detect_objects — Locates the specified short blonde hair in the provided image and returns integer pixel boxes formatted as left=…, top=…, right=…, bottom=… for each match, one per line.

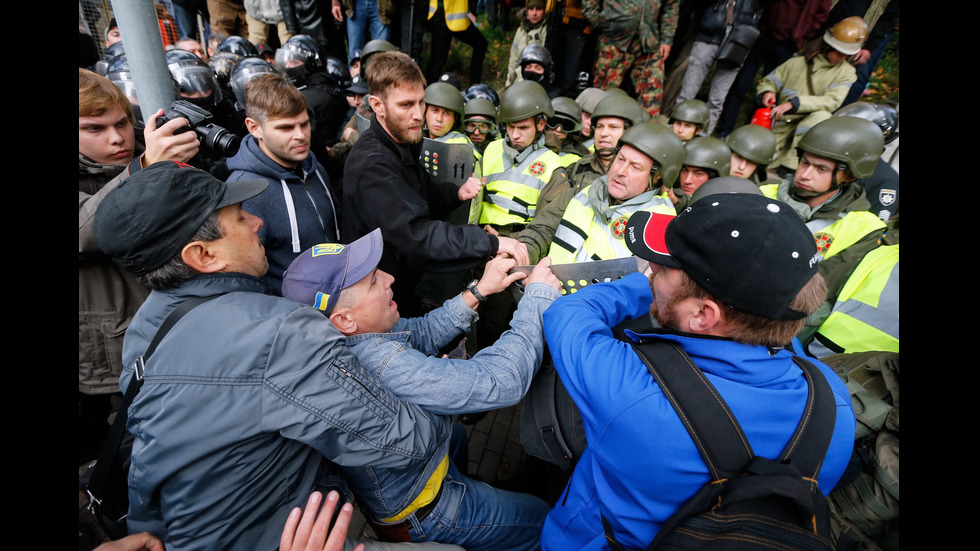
left=79, top=68, right=135, bottom=125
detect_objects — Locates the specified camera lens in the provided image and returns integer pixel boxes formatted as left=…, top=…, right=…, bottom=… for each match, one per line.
left=197, top=124, right=241, bottom=157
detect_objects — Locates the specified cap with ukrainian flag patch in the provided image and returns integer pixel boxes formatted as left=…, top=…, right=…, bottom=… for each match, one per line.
left=281, top=228, right=384, bottom=316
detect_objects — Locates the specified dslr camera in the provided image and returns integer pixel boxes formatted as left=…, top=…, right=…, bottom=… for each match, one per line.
left=156, top=100, right=241, bottom=157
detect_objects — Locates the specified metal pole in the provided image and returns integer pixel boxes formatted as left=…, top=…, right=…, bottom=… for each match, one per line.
left=109, top=0, right=177, bottom=126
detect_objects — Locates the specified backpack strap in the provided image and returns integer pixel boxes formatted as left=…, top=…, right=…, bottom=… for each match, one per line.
left=85, top=295, right=220, bottom=519
left=777, top=355, right=838, bottom=480
left=601, top=337, right=838, bottom=550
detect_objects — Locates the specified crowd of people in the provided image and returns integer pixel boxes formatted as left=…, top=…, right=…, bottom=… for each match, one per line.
left=80, top=1, right=898, bottom=550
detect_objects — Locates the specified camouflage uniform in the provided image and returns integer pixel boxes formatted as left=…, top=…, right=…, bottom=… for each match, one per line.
left=584, top=0, right=679, bottom=117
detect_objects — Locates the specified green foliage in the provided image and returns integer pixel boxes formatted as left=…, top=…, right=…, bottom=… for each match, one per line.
left=864, top=29, right=899, bottom=106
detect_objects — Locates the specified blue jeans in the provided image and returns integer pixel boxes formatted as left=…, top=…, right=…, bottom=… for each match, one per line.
left=347, top=0, right=390, bottom=53
left=407, top=459, right=550, bottom=551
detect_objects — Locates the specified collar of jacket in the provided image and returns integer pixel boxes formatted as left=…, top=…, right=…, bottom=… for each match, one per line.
left=369, top=113, right=424, bottom=169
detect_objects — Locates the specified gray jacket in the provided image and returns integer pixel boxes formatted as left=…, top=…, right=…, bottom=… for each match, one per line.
left=122, top=273, right=449, bottom=550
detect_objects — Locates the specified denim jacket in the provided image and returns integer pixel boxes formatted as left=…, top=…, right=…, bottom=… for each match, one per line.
left=339, top=282, right=560, bottom=519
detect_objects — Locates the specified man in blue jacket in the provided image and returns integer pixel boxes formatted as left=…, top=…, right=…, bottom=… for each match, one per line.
left=539, top=193, right=856, bottom=550
left=226, top=72, right=341, bottom=295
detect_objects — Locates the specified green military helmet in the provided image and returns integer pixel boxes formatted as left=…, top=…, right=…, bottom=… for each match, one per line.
left=550, top=96, right=582, bottom=132
left=465, top=97, right=498, bottom=122
left=590, top=94, right=647, bottom=128
left=575, top=87, right=607, bottom=115
left=361, top=39, right=397, bottom=61
left=684, top=137, right=732, bottom=177
left=464, top=97, right=499, bottom=137
left=360, top=39, right=398, bottom=75
left=499, top=80, right=554, bottom=123
left=726, top=124, right=777, bottom=165
left=796, top=116, right=884, bottom=179
left=669, top=99, right=710, bottom=129
left=690, top=176, right=763, bottom=204
left=618, top=121, right=686, bottom=187
left=425, top=81, right=465, bottom=117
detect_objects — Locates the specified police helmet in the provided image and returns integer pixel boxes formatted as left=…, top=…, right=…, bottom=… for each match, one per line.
left=167, top=48, right=223, bottom=109
left=230, top=57, right=281, bottom=109
left=275, top=35, right=326, bottom=85
left=725, top=124, right=777, bottom=166
left=462, top=83, right=500, bottom=108
left=833, top=102, right=899, bottom=144
left=797, top=116, right=884, bottom=179
left=683, top=137, right=732, bottom=177
left=499, top=80, right=553, bottom=123
left=217, top=35, right=259, bottom=58
left=669, top=99, right=710, bottom=129
left=618, top=121, right=686, bottom=187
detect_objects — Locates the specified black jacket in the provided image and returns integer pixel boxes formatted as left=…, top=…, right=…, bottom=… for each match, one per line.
left=696, top=0, right=768, bottom=44
left=342, top=114, right=499, bottom=316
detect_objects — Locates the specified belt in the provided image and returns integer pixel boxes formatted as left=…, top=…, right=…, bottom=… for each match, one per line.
left=370, top=480, right=445, bottom=542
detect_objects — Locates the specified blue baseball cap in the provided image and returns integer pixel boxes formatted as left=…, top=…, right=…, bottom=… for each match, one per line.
left=281, top=228, right=383, bottom=315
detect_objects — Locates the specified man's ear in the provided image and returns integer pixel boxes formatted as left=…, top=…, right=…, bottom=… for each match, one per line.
left=244, top=117, right=262, bottom=139
left=536, top=118, right=546, bottom=133
left=329, top=308, right=357, bottom=336
left=368, top=95, right=384, bottom=117
left=181, top=240, right=227, bottom=274
left=688, top=298, right=724, bottom=334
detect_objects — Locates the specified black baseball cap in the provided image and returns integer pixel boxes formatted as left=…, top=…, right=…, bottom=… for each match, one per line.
left=94, top=161, right=268, bottom=275
left=625, top=194, right=820, bottom=320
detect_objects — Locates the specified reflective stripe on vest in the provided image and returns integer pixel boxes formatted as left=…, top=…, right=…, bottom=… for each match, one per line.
left=479, top=140, right=560, bottom=226
left=548, top=184, right=676, bottom=263
left=809, top=244, right=899, bottom=357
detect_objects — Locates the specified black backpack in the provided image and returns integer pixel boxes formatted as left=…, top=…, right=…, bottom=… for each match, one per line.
left=601, top=338, right=838, bottom=551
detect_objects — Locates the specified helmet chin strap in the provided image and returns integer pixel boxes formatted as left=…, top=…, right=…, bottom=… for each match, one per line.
left=789, top=156, right=848, bottom=200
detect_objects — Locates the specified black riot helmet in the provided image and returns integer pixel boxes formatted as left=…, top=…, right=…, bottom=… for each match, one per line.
left=833, top=102, right=899, bottom=144
left=167, top=48, right=223, bottom=110
left=95, top=41, right=126, bottom=76
left=275, top=35, right=327, bottom=86
left=209, top=51, right=245, bottom=95
left=217, top=35, right=259, bottom=58
left=519, top=43, right=553, bottom=85
left=323, top=56, right=354, bottom=94
left=230, top=57, right=281, bottom=110
left=462, top=83, right=500, bottom=108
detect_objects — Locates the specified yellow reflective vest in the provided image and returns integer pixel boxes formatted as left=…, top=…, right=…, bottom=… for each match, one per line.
left=479, top=139, right=563, bottom=227
left=428, top=0, right=471, bottom=31
left=548, top=180, right=676, bottom=263
left=809, top=244, right=899, bottom=357
left=761, top=184, right=886, bottom=261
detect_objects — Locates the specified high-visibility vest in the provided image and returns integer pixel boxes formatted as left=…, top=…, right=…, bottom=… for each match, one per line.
left=548, top=182, right=676, bottom=263
left=428, top=0, right=471, bottom=31
left=760, top=184, right=886, bottom=261
left=558, top=150, right=582, bottom=168
left=479, top=139, right=562, bottom=227
left=809, top=244, right=899, bottom=357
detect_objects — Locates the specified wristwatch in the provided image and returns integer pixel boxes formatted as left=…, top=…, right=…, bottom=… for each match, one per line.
left=466, top=279, right=488, bottom=303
